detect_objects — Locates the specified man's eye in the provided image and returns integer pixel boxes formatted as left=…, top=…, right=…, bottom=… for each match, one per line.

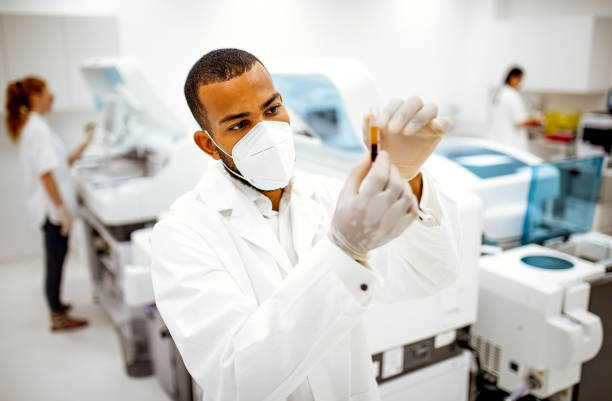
left=230, top=121, right=248, bottom=131
left=265, top=104, right=280, bottom=115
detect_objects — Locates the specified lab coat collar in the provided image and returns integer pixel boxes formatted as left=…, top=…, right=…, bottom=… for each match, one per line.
left=194, top=161, right=323, bottom=271
left=27, top=111, right=47, bottom=127
left=194, top=162, right=292, bottom=273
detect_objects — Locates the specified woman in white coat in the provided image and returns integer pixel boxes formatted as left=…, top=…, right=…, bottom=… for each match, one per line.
left=152, top=49, right=461, bottom=401
left=5, top=76, right=92, bottom=331
left=488, top=66, right=541, bottom=151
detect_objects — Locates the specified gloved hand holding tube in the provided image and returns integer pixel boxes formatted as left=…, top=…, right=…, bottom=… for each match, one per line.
left=363, top=97, right=451, bottom=180
left=329, top=151, right=418, bottom=263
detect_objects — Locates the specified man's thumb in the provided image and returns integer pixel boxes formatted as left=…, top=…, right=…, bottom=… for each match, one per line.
left=340, top=154, right=372, bottom=198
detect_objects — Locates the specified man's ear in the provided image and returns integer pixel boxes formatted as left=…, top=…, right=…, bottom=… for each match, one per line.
left=194, top=131, right=220, bottom=160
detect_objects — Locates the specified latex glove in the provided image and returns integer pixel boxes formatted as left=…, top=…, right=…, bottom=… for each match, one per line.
left=363, top=97, right=451, bottom=180
left=329, top=151, right=418, bottom=262
left=56, top=205, right=72, bottom=237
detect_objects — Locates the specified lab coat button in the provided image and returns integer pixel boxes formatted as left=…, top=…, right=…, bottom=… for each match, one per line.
left=360, top=283, right=368, bottom=292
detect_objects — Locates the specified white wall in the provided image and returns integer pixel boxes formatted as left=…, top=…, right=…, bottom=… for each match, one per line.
left=1, top=0, right=611, bottom=118
left=496, top=0, right=612, bottom=18
left=108, top=0, right=473, bottom=126
left=0, top=14, right=119, bottom=109
left=2, top=0, right=610, bottom=126
left=590, top=17, right=612, bottom=90
left=0, top=0, right=473, bottom=122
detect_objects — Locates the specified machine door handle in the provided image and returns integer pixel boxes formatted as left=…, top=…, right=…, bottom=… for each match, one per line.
left=564, top=308, right=603, bottom=363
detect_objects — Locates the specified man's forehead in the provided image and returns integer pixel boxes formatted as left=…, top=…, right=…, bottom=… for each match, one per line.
left=197, top=64, right=276, bottom=120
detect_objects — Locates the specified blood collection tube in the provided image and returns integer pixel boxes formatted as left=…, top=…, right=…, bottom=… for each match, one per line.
left=366, top=113, right=379, bottom=162
left=370, top=125, right=379, bottom=161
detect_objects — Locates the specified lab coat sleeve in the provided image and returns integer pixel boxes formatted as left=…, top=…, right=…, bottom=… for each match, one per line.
left=23, top=125, right=60, bottom=176
left=151, top=214, right=381, bottom=401
left=505, top=90, right=528, bottom=125
left=370, top=170, right=461, bottom=302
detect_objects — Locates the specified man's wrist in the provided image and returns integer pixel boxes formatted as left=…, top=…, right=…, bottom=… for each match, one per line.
left=328, top=228, right=370, bottom=264
left=408, top=172, right=423, bottom=204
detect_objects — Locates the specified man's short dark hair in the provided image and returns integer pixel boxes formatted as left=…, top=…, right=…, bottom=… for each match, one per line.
left=184, top=48, right=263, bottom=132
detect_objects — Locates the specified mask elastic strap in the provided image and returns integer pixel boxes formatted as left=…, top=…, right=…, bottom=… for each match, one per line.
left=204, top=130, right=249, bottom=182
left=204, top=130, right=233, bottom=158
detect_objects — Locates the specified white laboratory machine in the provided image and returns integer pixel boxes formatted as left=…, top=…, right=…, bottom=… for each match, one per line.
left=124, top=58, right=482, bottom=401
left=77, top=57, right=208, bottom=225
left=425, top=138, right=545, bottom=248
left=75, top=57, right=209, bottom=377
left=466, top=154, right=611, bottom=401
left=421, top=132, right=611, bottom=400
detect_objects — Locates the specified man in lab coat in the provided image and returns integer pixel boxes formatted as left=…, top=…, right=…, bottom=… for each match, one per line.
left=151, top=48, right=461, bottom=401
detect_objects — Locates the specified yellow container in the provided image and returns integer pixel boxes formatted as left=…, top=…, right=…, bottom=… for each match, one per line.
left=544, top=111, right=580, bottom=132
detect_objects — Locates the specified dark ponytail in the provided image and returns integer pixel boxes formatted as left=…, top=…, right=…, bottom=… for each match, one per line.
left=5, top=76, right=46, bottom=142
left=504, top=66, right=523, bottom=84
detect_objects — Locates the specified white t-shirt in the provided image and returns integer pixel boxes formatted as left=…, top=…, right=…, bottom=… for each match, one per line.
left=488, top=85, right=529, bottom=151
left=17, top=112, right=77, bottom=227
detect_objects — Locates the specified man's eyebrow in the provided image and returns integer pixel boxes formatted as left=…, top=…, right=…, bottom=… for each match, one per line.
left=262, top=93, right=281, bottom=109
left=217, top=93, right=281, bottom=125
left=219, top=112, right=250, bottom=125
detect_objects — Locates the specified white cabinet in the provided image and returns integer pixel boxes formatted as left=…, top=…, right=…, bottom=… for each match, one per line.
left=62, top=17, right=120, bottom=109
left=485, top=16, right=612, bottom=93
left=0, top=17, right=6, bottom=102
left=589, top=18, right=612, bottom=91
left=1, top=15, right=71, bottom=108
left=0, top=14, right=119, bottom=110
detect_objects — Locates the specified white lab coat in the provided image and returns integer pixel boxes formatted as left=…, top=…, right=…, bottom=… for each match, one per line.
left=488, top=85, right=529, bottom=151
left=151, top=161, right=461, bottom=401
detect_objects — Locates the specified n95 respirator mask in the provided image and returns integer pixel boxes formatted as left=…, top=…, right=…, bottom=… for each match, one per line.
left=206, top=120, right=296, bottom=191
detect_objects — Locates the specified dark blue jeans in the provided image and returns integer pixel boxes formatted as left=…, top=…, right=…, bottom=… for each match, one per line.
left=42, top=219, right=68, bottom=313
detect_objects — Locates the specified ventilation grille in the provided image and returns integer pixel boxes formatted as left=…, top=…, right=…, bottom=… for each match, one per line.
left=471, top=335, right=502, bottom=375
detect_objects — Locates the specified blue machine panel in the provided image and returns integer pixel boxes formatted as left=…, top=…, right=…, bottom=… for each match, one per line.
left=435, top=145, right=529, bottom=179
left=522, top=156, right=604, bottom=244
left=102, top=67, right=124, bottom=85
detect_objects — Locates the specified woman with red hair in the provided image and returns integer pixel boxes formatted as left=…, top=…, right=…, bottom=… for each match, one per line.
left=5, top=76, right=92, bottom=331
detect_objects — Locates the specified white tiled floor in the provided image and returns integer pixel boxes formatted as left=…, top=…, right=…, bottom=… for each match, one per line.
left=0, top=253, right=171, bottom=401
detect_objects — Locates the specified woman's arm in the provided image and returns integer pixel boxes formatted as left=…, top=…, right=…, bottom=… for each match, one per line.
left=40, top=171, right=71, bottom=235
left=40, top=171, right=64, bottom=207
left=515, top=116, right=542, bottom=129
left=68, top=122, right=95, bottom=166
